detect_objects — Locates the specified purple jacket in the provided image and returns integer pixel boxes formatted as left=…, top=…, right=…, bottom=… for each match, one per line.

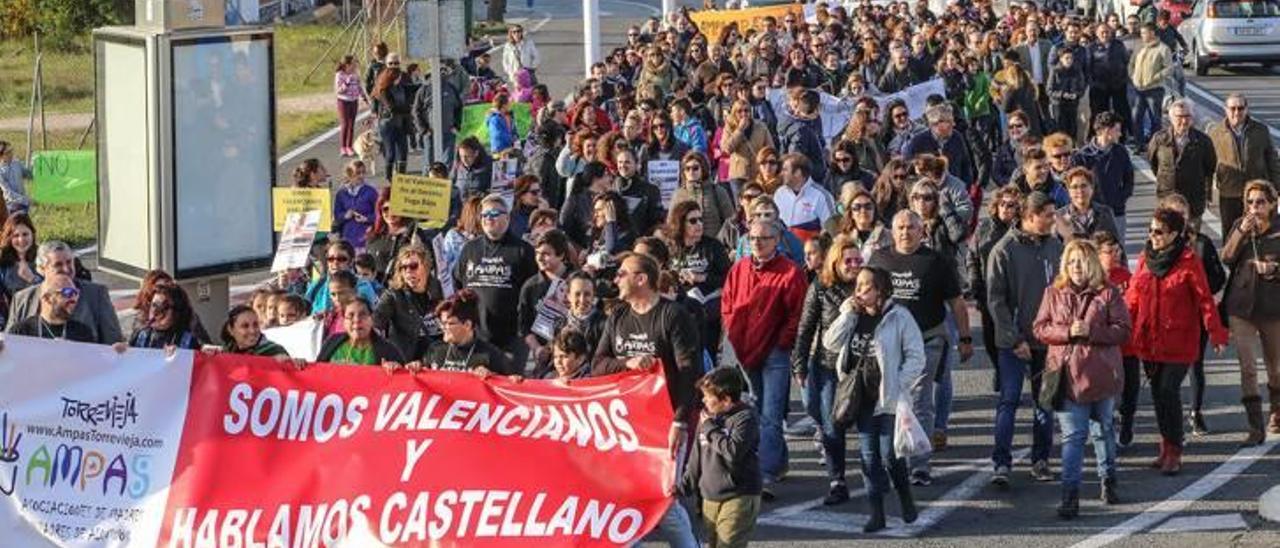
left=334, top=183, right=379, bottom=248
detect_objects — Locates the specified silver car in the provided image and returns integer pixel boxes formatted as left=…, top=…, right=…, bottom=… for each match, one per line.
left=1182, top=0, right=1280, bottom=75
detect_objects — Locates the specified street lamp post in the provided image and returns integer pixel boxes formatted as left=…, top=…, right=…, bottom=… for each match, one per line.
left=583, top=0, right=601, bottom=77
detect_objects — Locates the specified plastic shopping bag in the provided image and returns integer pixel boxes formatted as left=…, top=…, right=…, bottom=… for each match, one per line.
left=894, top=398, right=932, bottom=458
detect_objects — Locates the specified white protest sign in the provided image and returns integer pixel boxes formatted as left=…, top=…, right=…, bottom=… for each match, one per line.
left=771, top=79, right=949, bottom=145
left=491, top=157, right=519, bottom=209
left=648, top=160, right=681, bottom=208
left=269, top=210, right=320, bottom=273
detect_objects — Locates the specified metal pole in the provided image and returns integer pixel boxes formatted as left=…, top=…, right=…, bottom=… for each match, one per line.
left=662, top=0, right=676, bottom=18
left=302, top=9, right=366, bottom=85
left=428, top=1, right=445, bottom=163
left=36, top=34, right=47, bottom=152
left=25, top=35, right=38, bottom=165
left=583, top=0, right=601, bottom=78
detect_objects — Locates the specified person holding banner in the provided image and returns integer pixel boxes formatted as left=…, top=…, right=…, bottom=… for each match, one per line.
left=390, top=289, right=514, bottom=376
left=519, top=230, right=573, bottom=375
left=453, top=194, right=537, bottom=371
left=216, top=305, right=290, bottom=358
left=317, top=298, right=404, bottom=366
left=8, top=274, right=95, bottom=344
left=592, top=251, right=701, bottom=546
left=374, top=244, right=444, bottom=359
left=127, top=285, right=201, bottom=351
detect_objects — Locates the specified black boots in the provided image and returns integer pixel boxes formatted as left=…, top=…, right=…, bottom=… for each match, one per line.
left=889, top=457, right=918, bottom=524
left=1243, top=396, right=1266, bottom=447
left=823, top=481, right=849, bottom=506
left=1119, top=412, right=1135, bottom=448
left=1189, top=410, right=1210, bottom=436
left=864, top=494, right=887, bottom=532
left=1100, top=477, right=1120, bottom=505
left=1058, top=487, right=1080, bottom=519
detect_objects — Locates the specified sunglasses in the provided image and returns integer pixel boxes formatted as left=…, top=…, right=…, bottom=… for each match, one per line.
left=834, top=156, right=854, bottom=163
left=762, top=159, right=780, bottom=166
left=327, top=255, right=351, bottom=264
left=844, top=257, right=864, bottom=267
left=399, top=262, right=422, bottom=272
left=480, top=209, right=508, bottom=219
left=1247, top=198, right=1272, bottom=206
left=684, top=165, right=702, bottom=172
left=850, top=202, right=875, bottom=211
left=686, top=216, right=703, bottom=224
left=1149, top=227, right=1170, bottom=237
left=910, top=194, right=938, bottom=202
left=58, top=286, right=80, bottom=299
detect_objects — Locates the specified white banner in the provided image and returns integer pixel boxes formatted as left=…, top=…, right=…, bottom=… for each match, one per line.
left=647, top=160, right=681, bottom=208
left=0, top=337, right=192, bottom=547
left=767, top=78, right=947, bottom=144
left=262, top=317, right=324, bottom=362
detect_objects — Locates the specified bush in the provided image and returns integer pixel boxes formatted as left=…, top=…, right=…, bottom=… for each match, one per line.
left=0, top=0, right=132, bottom=50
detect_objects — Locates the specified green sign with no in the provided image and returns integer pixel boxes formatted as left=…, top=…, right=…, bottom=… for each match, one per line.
left=31, top=150, right=97, bottom=205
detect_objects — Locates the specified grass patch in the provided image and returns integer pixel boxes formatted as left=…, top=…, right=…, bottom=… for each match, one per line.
left=0, top=22, right=356, bottom=119
left=278, top=109, right=337, bottom=152
left=29, top=203, right=98, bottom=249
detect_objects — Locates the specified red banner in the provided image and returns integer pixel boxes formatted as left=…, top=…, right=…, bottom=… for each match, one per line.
left=160, top=353, right=675, bottom=547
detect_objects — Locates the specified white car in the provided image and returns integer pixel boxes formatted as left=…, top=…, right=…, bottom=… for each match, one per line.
left=1181, top=0, right=1280, bottom=75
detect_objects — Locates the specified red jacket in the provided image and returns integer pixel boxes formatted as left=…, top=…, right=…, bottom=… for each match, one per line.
left=722, top=254, right=808, bottom=370
left=1107, top=264, right=1137, bottom=358
left=1033, top=284, right=1131, bottom=404
left=1124, top=246, right=1229, bottom=364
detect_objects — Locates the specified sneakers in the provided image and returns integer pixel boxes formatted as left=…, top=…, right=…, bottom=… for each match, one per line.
left=932, top=430, right=948, bottom=452
left=1057, top=487, right=1080, bottom=519
left=990, top=465, right=1011, bottom=488
left=1189, top=411, right=1210, bottom=437
left=761, top=485, right=776, bottom=501
left=910, top=470, right=933, bottom=486
left=822, top=482, right=850, bottom=506
left=1030, top=460, right=1054, bottom=482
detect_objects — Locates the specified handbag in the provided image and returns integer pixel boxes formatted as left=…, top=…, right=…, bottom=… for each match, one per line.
left=832, top=352, right=881, bottom=430
left=1038, top=292, right=1096, bottom=412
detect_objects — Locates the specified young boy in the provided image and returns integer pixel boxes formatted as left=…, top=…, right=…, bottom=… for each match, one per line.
left=682, top=367, right=761, bottom=548
left=354, top=253, right=384, bottom=294
left=0, top=141, right=32, bottom=214
left=1095, top=230, right=1140, bottom=448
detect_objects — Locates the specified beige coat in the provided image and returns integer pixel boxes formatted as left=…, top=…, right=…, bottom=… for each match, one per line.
left=1208, top=118, right=1280, bottom=198
left=719, top=120, right=772, bottom=182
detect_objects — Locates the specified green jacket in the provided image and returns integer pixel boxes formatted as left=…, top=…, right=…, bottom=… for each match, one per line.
left=222, top=336, right=290, bottom=358
left=963, top=72, right=993, bottom=120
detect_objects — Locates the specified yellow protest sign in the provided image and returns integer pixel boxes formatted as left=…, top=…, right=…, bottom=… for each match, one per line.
left=389, top=173, right=452, bottom=228
left=272, top=188, right=333, bottom=232
left=689, top=4, right=805, bottom=42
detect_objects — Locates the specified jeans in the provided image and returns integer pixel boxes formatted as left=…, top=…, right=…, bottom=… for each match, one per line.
left=746, top=349, right=791, bottom=482
left=1147, top=361, right=1189, bottom=447
left=1056, top=397, right=1117, bottom=488
left=993, top=348, right=1053, bottom=469
left=935, top=314, right=959, bottom=433
left=425, top=130, right=458, bottom=171
left=1114, top=214, right=1127, bottom=241
left=337, top=99, right=358, bottom=150
left=379, top=119, right=409, bottom=180
left=805, top=365, right=844, bottom=482
left=646, top=499, right=700, bottom=548
left=908, top=331, right=946, bottom=473
left=1219, top=197, right=1245, bottom=241
left=856, top=412, right=898, bottom=498
left=1134, top=87, right=1165, bottom=147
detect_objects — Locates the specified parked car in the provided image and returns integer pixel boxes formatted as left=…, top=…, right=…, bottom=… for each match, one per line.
left=1181, top=0, right=1280, bottom=75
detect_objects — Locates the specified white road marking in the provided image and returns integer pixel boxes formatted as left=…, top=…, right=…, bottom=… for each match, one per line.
left=760, top=448, right=1031, bottom=536
left=1150, top=513, right=1248, bottom=534
left=1068, top=439, right=1278, bottom=548
left=1185, top=81, right=1280, bottom=141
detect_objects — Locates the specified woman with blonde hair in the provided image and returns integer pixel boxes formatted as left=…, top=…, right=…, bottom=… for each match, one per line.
left=373, top=244, right=445, bottom=359
left=1033, top=240, right=1132, bottom=518
left=719, top=99, right=773, bottom=182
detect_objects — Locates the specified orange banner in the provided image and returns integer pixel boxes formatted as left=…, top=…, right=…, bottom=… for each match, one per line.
left=689, top=4, right=807, bottom=41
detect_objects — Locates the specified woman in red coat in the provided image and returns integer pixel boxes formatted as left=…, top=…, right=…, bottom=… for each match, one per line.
left=1125, top=208, right=1229, bottom=476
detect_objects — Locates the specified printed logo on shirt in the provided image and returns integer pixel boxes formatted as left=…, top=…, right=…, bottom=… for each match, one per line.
left=615, top=333, right=657, bottom=357
left=464, top=257, right=514, bottom=289
left=889, top=270, right=922, bottom=302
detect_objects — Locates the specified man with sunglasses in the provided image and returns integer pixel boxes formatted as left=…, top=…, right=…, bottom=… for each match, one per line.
left=453, top=194, right=537, bottom=372
left=1208, top=94, right=1280, bottom=239
left=6, top=241, right=122, bottom=345
left=9, top=274, right=95, bottom=343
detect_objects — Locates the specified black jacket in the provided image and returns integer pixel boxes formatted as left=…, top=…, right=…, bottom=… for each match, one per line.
left=1148, top=128, right=1217, bottom=218
left=422, top=337, right=513, bottom=375
left=792, top=280, right=854, bottom=375
left=968, top=216, right=1013, bottom=303
left=374, top=283, right=445, bottom=359
left=681, top=403, right=762, bottom=501
left=617, top=174, right=666, bottom=236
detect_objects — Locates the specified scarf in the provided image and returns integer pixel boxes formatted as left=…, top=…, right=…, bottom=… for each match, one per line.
left=1068, top=206, right=1095, bottom=237
left=1144, top=235, right=1186, bottom=279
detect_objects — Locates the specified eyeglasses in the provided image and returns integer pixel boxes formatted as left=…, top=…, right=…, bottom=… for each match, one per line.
left=327, top=255, right=351, bottom=264
left=834, top=156, right=854, bottom=164
left=844, top=257, right=864, bottom=267
left=910, top=194, right=938, bottom=202
left=399, top=262, right=422, bottom=272
left=58, top=286, right=80, bottom=299
left=1008, top=123, right=1025, bottom=129
left=480, top=209, right=508, bottom=219
left=1149, top=227, right=1170, bottom=237
left=850, top=202, right=875, bottom=212
left=762, top=159, right=780, bottom=166
left=1228, top=105, right=1247, bottom=111
left=748, top=235, right=777, bottom=242
left=1247, top=198, right=1272, bottom=206
left=686, top=216, right=703, bottom=224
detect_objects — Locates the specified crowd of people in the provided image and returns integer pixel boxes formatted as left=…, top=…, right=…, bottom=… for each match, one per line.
left=3, top=0, right=1280, bottom=545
